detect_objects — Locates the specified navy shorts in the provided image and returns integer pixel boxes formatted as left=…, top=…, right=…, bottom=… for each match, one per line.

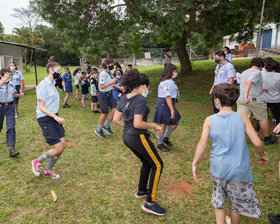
left=91, top=96, right=98, bottom=103
left=97, top=91, right=117, bottom=114
left=13, top=85, right=21, bottom=104
left=153, top=98, right=181, bottom=125
left=75, top=84, right=79, bottom=89
left=37, top=115, right=65, bottom=146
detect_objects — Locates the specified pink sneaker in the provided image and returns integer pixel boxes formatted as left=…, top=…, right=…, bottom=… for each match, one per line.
left=32, top=158, right=41, bottom=176
left=42, top=168, right=60, bottom=179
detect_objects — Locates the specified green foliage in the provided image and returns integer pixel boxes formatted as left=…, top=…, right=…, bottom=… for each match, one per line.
left=0, top=22, right=4, bottom=40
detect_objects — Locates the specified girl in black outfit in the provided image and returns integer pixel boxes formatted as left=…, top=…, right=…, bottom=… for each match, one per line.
left=113, top=69, right=166, bottom=216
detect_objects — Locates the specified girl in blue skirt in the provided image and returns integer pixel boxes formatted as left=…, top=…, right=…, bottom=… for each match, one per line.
left=153, top=63, right=181, bottom=152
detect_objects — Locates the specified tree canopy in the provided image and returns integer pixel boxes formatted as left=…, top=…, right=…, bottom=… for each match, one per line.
left=31, top=0, right=280, bottom=75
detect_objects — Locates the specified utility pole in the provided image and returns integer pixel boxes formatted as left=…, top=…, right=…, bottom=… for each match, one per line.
left=256, top=0, right=266, bottom=56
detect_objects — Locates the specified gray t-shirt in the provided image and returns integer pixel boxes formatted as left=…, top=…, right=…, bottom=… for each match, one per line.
left=117, top=94, right=150, bottom=135
left=238, top=68, right=263, bottom=102
left=261, top=71, right=280, bottom=103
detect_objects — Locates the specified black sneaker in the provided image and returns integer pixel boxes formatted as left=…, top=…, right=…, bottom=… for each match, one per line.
left=268, top=213, right=280, bottom=224
left=135, top=189, right=148, bottom=199
left=75, top=97, right=81, bottom=100
left=94, top=129, right=106, bottom=138
left=163, top=137, right=173, bottom=146
left=92, top=110, right=101, bottom=114
left=141, top=202, right=166, bottom=216
left=103, top=127, right=113, bottom=135
left=264, top=135, right=278, bottom=145
left=63, top=104, right=71, bottom=108
left=157, top=144, right=171, bottom=152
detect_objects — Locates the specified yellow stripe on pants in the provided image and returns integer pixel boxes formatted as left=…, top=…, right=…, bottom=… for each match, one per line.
left=140, top=134, right=161, bottom=202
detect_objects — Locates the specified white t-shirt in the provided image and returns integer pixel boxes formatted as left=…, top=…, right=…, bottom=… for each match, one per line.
left=261, top=71, right=280, bottom=103
left=74, top=72, right=81, bottom=85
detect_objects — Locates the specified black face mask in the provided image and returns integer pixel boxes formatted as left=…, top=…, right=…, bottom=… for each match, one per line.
left=53, top=72, right=61, bottom=79
left=108, top=65, right=114, bottom=70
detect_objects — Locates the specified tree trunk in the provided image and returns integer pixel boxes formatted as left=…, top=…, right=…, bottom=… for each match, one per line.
left=23, top=52, right=28, bottom=72
left=174, top=37, right=192, bottom=76
left=29, top=50, right=33, bottom=72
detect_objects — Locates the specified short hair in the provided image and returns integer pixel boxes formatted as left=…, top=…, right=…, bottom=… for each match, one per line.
left=160, top=63, right=177, bottom=82
left=121, top=68, right=149, bottom=91
left=213, top=83, right=240, bottom=107
left=127, top=64, right=132, bottom=67
left=215, top=51, right=225, bottom=58
left=223, top=46, right=231, bottom=53
left=91, top=68, right=98, bottom=73
left=0, top=68, right=11, bottom=76
left=46, top=62, right=60, bottom=74
left=264, top=59, right=279, bottom=72
left=64, top=66, right=69, bottom=71
left=102, top=58, right=114, bottom=69
left=250, top=57, right=264, bottom=68
left=85, top=61, right=89, bottom=64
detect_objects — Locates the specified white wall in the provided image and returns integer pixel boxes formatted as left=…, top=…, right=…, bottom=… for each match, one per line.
left=0, top=44, right=23, bottom=72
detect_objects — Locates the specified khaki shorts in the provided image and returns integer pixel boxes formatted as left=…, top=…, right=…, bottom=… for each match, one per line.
left=237, top=101, right=268, bottom=120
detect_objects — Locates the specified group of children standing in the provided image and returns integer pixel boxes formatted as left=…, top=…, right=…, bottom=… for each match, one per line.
left=0, top=56, right=279, bottom=223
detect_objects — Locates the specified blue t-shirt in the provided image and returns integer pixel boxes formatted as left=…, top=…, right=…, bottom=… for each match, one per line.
left=62, top=72, right=72, bottom=84
left=36, top=77, right=59, bottom=119
left=209, top=112, right=254, bottom=183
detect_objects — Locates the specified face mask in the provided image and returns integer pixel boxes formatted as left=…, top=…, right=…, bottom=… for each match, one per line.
left=84, top=64, right=87, bottom=67
left=215, top=59, right=221, bottom=64
left=172, top=72, right=178, bottom=79
left=142, top=87, right=149, bottom=98
left=53, top=72, right=61, bottom=80
left=108, top=65, right=114, bottom=70
left=10, top=66, right=16, bottom=71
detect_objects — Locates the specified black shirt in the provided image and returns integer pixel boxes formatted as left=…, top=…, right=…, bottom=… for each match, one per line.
left=117, top=94, right=150, bottom=134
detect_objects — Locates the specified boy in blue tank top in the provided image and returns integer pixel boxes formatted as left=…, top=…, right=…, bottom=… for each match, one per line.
left=192, top=83, right=269, bottom=224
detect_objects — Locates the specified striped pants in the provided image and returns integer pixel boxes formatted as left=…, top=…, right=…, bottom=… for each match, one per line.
left=123, top=132, right=163, bottom=203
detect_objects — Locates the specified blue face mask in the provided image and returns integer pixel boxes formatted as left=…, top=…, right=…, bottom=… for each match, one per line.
left=142, top=88, right=149, bottom=98
left=215, top=59, right=221, bottom=64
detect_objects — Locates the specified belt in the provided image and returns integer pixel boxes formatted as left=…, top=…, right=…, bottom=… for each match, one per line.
left=0, top=102, right=13, bottom=106
left=252, top=98, right=257, bottom=102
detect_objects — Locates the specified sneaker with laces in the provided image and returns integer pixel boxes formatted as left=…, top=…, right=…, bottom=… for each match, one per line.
left=163, top=137, right=173, bottom=146
left=135, top=189, right=148, bottom=198
left=141, top=202, right=166, bottom=216
left=103, top=126, right=113, bottom=135
left=42, top=168, right=60, bottom=179
left=94, top=129, right=106, bottom=138
left=157, top=144, right=171, bottom=152
left=32, top=158, right=41, bottom=176
left=264, top=135, right=278, bottom=145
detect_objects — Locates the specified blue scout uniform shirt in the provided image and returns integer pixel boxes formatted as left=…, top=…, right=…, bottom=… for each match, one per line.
left=225, top=53, right=232, bottom=62
left=98, top=69, right=113, bottom=92
left=158, top=79, right=178, bottom=98
left=113, top=76, right=122, bottom=92
left=62, top=72, right=72, bottom=85
left=214, top=62, right=236, bottom=86
left=0, top=81, right=16, bottom=103
left=209, top=112, right=254, bottom=182
left=12, top=70, right=24, bottom=86
left=36, top=77, right=59, bottom=119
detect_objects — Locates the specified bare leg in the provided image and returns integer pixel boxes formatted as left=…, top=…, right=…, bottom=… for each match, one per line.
left=108, top=108, right=116, bottom=120
left=75, top=88, right=79, bottom=99
left=99, top=113, right=108, bottom=124
left=215, top=208, right=226, bottom=224
left=48, top=137, right=66, bottom=157
left=259, top=119, right=270, bottom=137
left=230, top=210, right=241, bottom=224
left=64, top=92, right=70, bottom=104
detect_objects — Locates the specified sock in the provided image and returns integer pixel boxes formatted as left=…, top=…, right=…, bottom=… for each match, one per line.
left=63, top=102, right=66, bottom=105
left=104, top=119, right=112, bottom=129
left=97, top=123, right=103, bottom=132
left=45, top=153, right=61, bottom=170
left=157, top=133, right=164, bottom=145
left=15, top=108, right=18, bottom=113
left=38, top=151, right=51, bottom=163
left=164, top=126, right=175, bottom=138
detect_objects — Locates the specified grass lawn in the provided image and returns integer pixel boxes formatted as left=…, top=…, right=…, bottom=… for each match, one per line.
left=0, top=57, right=279, bottom=223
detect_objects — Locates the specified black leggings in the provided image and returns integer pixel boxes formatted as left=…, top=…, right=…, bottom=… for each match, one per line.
left=123, top=132, right=163, bottom=203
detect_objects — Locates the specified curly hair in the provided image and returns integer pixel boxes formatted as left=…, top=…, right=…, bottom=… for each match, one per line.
left=250, top=57, right=264, bottom=68
left=264, top=58, right=279, bottom=72
left=121, top=68, right=149, bottom=91
left=102, top=58, right=114, bottom=69
left=213, top=83, right=240, bottom=107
